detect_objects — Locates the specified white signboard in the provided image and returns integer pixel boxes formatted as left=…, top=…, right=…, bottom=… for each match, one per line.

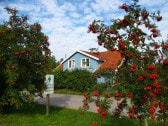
left=44, top=74, right=54, bottom=94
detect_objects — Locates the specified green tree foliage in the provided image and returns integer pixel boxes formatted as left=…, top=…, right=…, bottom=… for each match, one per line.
left=47, top=55, right=60, bottom=69
left=83, top=0, right=168, bottom=125
left=0, top=7, right=51, bottom=112
left=53, top=69, right=97, bottom=92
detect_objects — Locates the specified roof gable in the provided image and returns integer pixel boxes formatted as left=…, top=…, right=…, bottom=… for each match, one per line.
left=61, top=50, right=100, bottom=64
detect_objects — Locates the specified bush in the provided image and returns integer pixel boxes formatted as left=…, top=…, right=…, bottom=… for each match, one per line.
left=53, top=69, right=97, bottom=92
left=53, top=69, right=69, bottom=89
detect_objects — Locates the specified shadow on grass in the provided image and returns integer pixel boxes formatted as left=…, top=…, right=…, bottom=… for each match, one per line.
left=8, top=103, right=64, bottom=116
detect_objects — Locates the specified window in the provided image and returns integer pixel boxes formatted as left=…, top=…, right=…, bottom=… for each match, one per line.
left=68, top=60, right=75, bottom=68
left=81, top=58, right=90, bottom=68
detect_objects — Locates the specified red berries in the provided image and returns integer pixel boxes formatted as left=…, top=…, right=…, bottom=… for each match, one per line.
left=121, top=4, right=128, bottom=11
left=88, top=24, right=96, bottom=33
left=11, top=65, right=16, bottom=69
left=0, top=31, right=3, bottom=35
left=14, top=51, right=19, bottom=55
left=149, top=106, right=156, bottom=114
left=157, top=16, right=162, bottom=21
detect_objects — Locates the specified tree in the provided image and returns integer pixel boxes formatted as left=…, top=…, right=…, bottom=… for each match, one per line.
left=0, top=7, right=51, bottom=112
left=83, top=0, right=168, bottom=125
left=47, top=55, right=59, bottom=69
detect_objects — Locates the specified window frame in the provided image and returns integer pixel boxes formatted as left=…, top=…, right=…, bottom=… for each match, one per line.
left=81, top=58, right=90, bottom=68
left=68, top=59, right=75, bottom=68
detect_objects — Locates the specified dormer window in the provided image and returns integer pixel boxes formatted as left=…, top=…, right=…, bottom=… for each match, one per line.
left=81, top=58, right=90, bottom=68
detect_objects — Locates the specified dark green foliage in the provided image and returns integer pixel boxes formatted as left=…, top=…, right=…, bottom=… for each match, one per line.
left=0, top=7, right=51, bottom=113
left=53, top=69, right=97, bottom=92
left=53, top=70, right=70, bottom=89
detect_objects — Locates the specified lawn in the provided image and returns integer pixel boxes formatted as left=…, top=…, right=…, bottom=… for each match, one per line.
left=0, top=103, right=164, bottom=126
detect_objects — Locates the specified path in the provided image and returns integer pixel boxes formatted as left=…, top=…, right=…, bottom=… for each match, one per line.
left=34, top=93, right=128, bottom=115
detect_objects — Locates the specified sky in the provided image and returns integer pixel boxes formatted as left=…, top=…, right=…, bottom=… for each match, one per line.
left=0, top=0, right=168, bottom=60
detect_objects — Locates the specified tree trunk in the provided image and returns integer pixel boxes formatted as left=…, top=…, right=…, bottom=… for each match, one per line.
left=144, top=117, right=148, bottom=126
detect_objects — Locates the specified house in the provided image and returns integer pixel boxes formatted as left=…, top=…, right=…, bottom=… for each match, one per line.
left=56, top=50, right=123, bottom=84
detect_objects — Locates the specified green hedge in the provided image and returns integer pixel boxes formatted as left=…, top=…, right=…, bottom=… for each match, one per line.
left=53, top=69, right=97, bottom=92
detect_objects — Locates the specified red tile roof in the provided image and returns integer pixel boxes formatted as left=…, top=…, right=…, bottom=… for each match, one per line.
left=81, top=50, right=123, bottom=71
left=56, top=63, right=63, bottom=70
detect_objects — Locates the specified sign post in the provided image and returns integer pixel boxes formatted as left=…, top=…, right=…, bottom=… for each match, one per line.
left=44, top=74, right=54, bottom=116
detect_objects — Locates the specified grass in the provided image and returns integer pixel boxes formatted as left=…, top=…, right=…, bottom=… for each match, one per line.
left=0, top=103, right=164, bottom=126
left=54, top=89, right=84, bottom=95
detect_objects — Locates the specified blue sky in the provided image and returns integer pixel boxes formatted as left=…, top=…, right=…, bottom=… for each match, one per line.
left=0, top=0, right=168, bottom=60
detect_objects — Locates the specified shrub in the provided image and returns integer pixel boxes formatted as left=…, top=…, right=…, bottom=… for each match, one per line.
left=53, top=69, right=97, bottom=92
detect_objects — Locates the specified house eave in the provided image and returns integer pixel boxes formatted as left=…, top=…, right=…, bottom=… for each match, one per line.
left=60, top=50, right=101, bottom=64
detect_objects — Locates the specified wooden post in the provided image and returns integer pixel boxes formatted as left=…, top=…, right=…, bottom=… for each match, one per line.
left=46, top=94, right=50, bottom=116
